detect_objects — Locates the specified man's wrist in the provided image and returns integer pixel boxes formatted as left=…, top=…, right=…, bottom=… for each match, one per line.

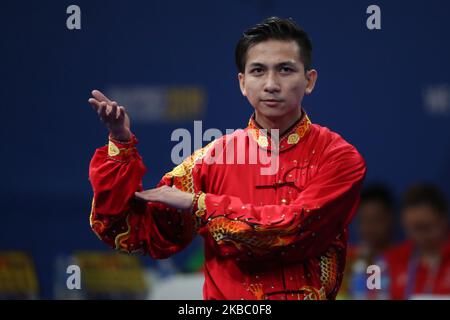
left=109, top=131, right=131, bottom=142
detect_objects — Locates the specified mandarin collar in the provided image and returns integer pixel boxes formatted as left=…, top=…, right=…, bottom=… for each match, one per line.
left=246, top=109, right=312, bottom=152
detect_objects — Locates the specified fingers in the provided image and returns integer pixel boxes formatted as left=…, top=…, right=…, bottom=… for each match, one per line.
left=135, top=190, right=158, bottom=202
left=94, top=99, right=123, bottom=123
left=91, top=89, right=113, bottom=104
left=134, top=191, right=148, bottom=201
left=134, top=186, right=170, bottom=202
left=88, top=98, right=101, bottom=112
left=117, top=106, right=125, bottom=122
left=89, top=90, right=127, bottom=123
left=98, top=102, right=108, bottom=121
left=134, top=187, right=192, bottom=210
left=109, top=101, right=118, bottom=118
left=90, top=91, right=123, bottom=116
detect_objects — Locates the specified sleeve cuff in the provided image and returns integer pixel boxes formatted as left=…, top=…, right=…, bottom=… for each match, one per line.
left=192, top=192, right=207, bottom=218
left=107, top=134, right=138, bottom=162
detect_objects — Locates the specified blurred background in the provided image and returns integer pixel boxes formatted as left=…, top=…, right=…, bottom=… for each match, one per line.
left=0, top=0, right=449, bottom=299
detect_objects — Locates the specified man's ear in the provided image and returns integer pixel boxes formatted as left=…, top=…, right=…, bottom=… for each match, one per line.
left=305, top=69, right=318, bottom=95
left=238, top=73, right=247, bottom=96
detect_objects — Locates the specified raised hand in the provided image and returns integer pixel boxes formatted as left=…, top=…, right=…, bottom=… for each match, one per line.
left=88, top=89, right=132, bottom=141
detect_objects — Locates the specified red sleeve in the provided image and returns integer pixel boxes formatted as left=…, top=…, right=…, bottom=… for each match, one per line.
left=88, top=135, right=204, bottom=259
left=198, top=143, right=366, bottom=260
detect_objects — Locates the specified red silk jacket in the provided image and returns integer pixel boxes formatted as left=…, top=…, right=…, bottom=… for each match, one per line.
left=89, top=112, right=366, bottom=300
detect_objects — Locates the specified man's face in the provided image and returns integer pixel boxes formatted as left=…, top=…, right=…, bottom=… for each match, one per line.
left=402, top=205, right=448, bottom=251
left=238, top=39, right=317, bottom=119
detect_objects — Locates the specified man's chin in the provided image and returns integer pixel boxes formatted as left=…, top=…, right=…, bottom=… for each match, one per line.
left=255, top=105, right=288, bottom=118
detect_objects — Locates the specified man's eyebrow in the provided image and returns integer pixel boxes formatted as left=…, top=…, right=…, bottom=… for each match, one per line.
left=248, top=61, right=298, bottom=68
left=276, top=61, right=297, bottom=67
left=248, top=62, right=266, bottom=68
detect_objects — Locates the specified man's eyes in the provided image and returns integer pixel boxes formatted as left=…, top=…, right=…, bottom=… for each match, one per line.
left=250, top=68, right=264, bottom=74
left=279, top=67, right=294, bottom=73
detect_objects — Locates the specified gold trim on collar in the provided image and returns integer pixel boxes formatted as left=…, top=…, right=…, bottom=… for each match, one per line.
left=246, top=110, right=311, bottom=149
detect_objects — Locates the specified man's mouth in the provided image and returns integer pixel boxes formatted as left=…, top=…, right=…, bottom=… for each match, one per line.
left=261, top=99, right=283, bottom=107
left=261, top=98, right=282, bottom=102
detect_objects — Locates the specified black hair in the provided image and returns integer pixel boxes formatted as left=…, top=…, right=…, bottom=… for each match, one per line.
left=235, top=16, right=313, bottom=73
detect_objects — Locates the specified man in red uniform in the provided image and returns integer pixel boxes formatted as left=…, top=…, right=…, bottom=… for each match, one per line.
left=88, top=17, right=366, bottom=300
left=384, top=184, right=450, bottom=299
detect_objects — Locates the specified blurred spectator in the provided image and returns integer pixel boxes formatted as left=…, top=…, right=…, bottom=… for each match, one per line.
left=384, top=183, right=450, bottom=299
left=340, top=183, right=396, bottom=299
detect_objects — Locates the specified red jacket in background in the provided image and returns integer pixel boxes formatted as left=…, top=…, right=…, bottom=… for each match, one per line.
left=384, top=236, right=450, bottom=299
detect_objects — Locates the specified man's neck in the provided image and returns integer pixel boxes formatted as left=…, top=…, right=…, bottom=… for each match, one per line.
left=254, top=107, right=303, bottom=136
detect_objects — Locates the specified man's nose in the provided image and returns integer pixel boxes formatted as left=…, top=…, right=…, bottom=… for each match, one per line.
left=263, top=72, right=281, bottom=93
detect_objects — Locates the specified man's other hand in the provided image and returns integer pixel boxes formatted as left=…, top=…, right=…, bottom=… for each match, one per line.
left=88, top=89, right=132, bottom=141
left=134, top=186, right=194, bottom=210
